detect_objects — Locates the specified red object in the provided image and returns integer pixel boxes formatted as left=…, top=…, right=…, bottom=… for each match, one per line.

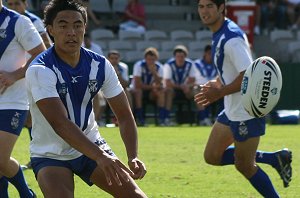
left=226, top=1, right=257, bottom=46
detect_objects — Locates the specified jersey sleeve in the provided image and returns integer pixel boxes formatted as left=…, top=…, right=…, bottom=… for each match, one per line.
left=15, top=16, right=43, bottom=52
left=132, top=61, right=142, bottom=77
left=101, top=59, right=123, bottom=98
left=225, top=37, right=253, bottom=72
left=26, top=65, right=59, bottom=102
left=120, top=62, right=129, bottom=81
left=33, top=18, right=46, bottom=34
left=163, top=63, right=172, bottom=80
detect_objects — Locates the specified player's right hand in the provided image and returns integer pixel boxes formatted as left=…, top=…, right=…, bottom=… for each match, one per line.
left=95, top=153, right=134, bottom=186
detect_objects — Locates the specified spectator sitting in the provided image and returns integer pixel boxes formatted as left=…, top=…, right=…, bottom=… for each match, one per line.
left=287, top=0, right=300, bottom=30
left=164, top=45, right=197, bottom=126
left=82, top=0, right=101, bottom=27
left=119, top=0, right=146, bottom=33
left=83, top=32, right=103, bottom=55
left=107, top=50, right=133, bottom=110
left=194, top=45, right=219, bottom=126
left=131, top=47, right=165, bottom=126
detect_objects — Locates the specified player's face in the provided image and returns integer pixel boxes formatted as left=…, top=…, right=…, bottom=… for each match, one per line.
left=198, top=0, right=224, bottom=31
left=48, top=10, right=86, bottom=55
left=108, top=54, right=120, bottom=66
left=204, top=49, right=212, bottom=64
left=145, top=54, right=157, bottom=66
left=7, top=0, right=26, bottom=14
left=175, top=52, right=186, bottom=67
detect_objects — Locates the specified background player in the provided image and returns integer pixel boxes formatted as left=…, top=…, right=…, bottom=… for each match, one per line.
left=195, top=0, right=292, bottom=197
left=0, top=0, right=46, bottom=197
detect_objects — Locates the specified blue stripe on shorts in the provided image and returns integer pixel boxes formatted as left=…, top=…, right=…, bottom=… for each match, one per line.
left=217, top=110, right=266, bottom=142
left=0, top=110, right=28, bottom=135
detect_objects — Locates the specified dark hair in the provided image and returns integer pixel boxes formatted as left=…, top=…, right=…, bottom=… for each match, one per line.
left=44, top=0, right=87, bottom=26
left=211, top=0, right=226, bottom=7
left=204, top=44, right=211, bottom=52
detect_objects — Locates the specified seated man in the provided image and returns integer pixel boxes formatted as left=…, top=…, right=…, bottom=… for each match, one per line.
left=131, top=47, right=165, bottom=126
left=164, top=45, right=197, bottom=125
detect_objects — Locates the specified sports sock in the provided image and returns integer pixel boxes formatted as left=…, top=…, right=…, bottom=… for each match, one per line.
left=0, top=176, right=9, bottom=198
left=249, top=167, right=279, bottom=198
left=134, top=108, right=144, bottom=124
left=255, top=151, right=278, bottom=167
left=221, top=147, right=279, bottom=167
left=6, top=166, right=34, bottom=198
left=220, top=146, right=235, bottom=165
left=158, top=107, right=165, bottom=123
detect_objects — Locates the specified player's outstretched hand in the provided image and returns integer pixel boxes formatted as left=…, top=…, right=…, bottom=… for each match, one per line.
left=128, top=158, right=147, bottom=180
left=96, top=153, right=134, bottom=186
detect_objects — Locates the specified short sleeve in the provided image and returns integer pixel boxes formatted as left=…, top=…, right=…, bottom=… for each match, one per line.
left=101, top=59, right=123, bottom=98
left=26, top=65, right=59, bottom=102
left=163, top=63, right=172, bottom=80
left=132, top=61, right=142, bottom=77
left=225, top=37, right=253, bottom=72
left=15, top=16, right=43, bottom=52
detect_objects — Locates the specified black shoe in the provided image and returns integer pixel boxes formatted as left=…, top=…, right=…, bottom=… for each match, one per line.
left=274, top=148, right=292, bottom=188
left=29, top=189, right=37, bottom=198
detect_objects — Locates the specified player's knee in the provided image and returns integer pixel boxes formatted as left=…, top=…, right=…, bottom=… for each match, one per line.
left=0, top=160, right=9, bottom=172
left=234, top=159, right=256, bottom=178
left=203, top=150, right=221, bottom=165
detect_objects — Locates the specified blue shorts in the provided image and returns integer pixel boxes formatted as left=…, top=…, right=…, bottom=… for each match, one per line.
left=0, top=110, right=28, bottom=135
left=217, top=110, right=266, bottom=142
left=31, top=138, right=115, bottom=186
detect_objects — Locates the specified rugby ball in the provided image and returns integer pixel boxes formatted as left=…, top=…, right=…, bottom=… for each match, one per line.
left=241, top=56, right=282, bottom=117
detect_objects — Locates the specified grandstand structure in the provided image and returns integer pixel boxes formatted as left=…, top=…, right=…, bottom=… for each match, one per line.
left=87, top=0, right=300, bottom=64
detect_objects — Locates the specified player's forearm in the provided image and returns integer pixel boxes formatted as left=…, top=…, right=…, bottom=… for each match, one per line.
left=118, top=114, right=138, bottom=160
left=220, top=72, right=245, bottom=97
left=54, top=120, right=107, bottom=161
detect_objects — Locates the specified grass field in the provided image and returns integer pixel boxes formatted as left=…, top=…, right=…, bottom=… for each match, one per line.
left=8, top=125, right=300, bottom=197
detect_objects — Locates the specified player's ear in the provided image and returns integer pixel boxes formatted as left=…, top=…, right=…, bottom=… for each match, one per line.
left=219, top=4, right=225, bottom=14
left=47, top=25, right=54, bottom=37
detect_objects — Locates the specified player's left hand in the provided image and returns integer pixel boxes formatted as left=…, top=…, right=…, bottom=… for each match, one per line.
left=0, top=71, right=16, bottom=94
left=128, top=158, right=147, bottom=180
left=194, top=84, right=222, bottom=107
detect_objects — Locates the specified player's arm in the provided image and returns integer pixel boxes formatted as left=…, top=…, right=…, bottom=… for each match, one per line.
left=0, top=43, right=45, bottom=94
left=40, top=32, right=53, bottom=48
left=107, top=91, right=146, bottom=180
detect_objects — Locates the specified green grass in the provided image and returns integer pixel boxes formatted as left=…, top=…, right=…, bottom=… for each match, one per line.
left=9, top=125, right=300, bottom=197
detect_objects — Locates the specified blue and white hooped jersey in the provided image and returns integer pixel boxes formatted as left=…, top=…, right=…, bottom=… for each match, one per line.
left=212, top=18, right=253, bottom=121
left=194, top=58, right=217, bottom=85
left=132, top=59, right=163, bottom=85
left=26, top=46, right=123, bottom=160
left=164, top=58, right=196, bottom=85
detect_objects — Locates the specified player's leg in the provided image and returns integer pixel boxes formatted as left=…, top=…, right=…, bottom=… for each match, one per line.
left=164, top=87, right=174, bottom=124
left=132, top=88, right=145, bottom=125
left=36, top=166, right=74, bottom=197
left=150, top=88, right=166, bottom=125
left=203, top=121, right=234, bottom=165
left=0, top=110, right=35, bottom=198
left=90, top=166, right=147, bottom=198
left=234, top=138, right=279, bottom=197
left=31, top=158, right=74, bottom=198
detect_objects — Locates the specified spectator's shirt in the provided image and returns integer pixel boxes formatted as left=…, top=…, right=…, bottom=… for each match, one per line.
left=24, top=10, right=46, bottom=34
left=164, top=58, right=196, bottom=85
left=0, top=7, right=42, bottom=110
left=124, top=2, right=145, bottom=26
left=132, top=59, right=163, bottom=85
left=26, top=47, right=123, bottom=160
left=212, top=18, right=253, bottom=121
left=117, top=62, right=129, bottom=82
left=194, top=58, right=217, bottom=85
left=83, top=42, right=103, bottom=56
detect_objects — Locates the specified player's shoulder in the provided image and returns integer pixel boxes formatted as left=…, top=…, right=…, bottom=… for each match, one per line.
left=82, top=47, right=106, bottom=62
